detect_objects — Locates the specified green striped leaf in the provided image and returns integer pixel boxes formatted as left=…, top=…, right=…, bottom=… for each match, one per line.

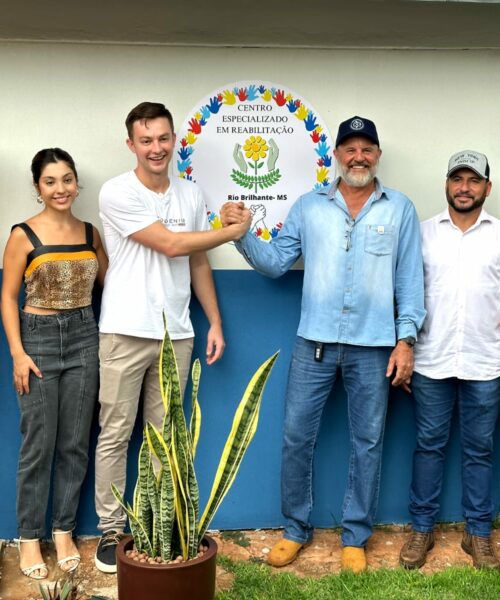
left=171, top=430, right=198, bottom=559
left=176, top=439, right=199, bottom=558
left=137, top=435, right=153, bottom=544
left=198, top=352, right=279, bottom=540
left=146, top=455, right=160, bottom=556
left=189, top=358, right=202, bottom=458
left=146, top=423, right=176, bottom=560
left=111, top=483, right=153, bottom=555
left=161, top=334, right=199, bottom=558
left=160, top=332, right=180, bottom=446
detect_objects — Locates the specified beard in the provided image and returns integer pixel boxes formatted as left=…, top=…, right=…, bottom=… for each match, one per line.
left=446, top=190, right=487, bottom=213
left=337, top=160, right=378, bottom=188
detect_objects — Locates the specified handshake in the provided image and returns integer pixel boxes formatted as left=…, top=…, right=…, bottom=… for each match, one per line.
left=220, top=202, right=267, bottom=239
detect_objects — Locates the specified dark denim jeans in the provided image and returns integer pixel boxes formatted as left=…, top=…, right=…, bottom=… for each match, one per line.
left=410, top=372, right=500, bottom=537
left=17, top=307, right=98, bottom=538
left=282, top=337, right=391, bottom=547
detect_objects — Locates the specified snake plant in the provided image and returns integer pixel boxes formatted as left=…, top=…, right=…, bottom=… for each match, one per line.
left=112, top=327, right=278, bottom=561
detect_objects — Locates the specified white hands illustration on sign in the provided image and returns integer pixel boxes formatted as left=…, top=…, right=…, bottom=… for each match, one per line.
left=250, top=204, right=268, bottom=232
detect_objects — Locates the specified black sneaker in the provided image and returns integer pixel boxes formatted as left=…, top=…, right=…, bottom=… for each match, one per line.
left=94, top=530, right=124, bottom=573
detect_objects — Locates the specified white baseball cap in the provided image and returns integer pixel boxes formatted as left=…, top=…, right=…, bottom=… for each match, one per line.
left=447, top=150, right=490, bottom=180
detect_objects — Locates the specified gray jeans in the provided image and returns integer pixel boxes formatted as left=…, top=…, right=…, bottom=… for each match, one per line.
left=17, top=307, right=99, bottom=538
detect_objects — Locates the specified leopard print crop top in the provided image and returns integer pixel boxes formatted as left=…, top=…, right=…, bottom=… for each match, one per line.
left=13, top=222, right=98, bottom=310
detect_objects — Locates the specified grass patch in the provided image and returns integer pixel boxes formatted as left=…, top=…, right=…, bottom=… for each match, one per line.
left=220, top=530, right=251, bottom=548
left=215, top=557, right=500, bottom=599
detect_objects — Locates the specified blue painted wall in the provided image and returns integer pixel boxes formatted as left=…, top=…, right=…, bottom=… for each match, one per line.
left=1, top=269, right=499, bottom=538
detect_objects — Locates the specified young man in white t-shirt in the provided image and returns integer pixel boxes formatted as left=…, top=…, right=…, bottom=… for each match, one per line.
left=94, top=102, right=250, bottom=573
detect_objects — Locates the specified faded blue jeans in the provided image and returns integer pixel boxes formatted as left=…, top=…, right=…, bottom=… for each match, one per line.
left=282, top=337, right=391, bottom=547
left=409, top=373, right=500, bottom=537
left=17, top=307, right=99, bottom=538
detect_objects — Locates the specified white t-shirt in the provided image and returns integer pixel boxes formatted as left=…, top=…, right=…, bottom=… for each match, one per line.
left=414, top=208, right=500, bottom=381
left=99, top=171, right=209, bottom=340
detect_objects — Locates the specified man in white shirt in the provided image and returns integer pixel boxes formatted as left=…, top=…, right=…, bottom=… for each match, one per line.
left=400, top=150, right=500, bottom=570
left=94, top=102, right=250, bottom=573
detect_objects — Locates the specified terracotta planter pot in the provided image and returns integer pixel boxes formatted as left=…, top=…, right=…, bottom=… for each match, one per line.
left=116, top=535, right=218, bottom=600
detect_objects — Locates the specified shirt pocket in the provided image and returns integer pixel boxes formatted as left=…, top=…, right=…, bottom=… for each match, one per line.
left=364, top=224, right=394, bottom=256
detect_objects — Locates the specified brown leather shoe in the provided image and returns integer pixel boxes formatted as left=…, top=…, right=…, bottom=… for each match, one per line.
left=267, top=539, right=309, bottom=568
left=341, top=546, right=366, bottom=573
left=399, top=531, right=435, bottom=569
left=461, top=532, right=500, bottom=569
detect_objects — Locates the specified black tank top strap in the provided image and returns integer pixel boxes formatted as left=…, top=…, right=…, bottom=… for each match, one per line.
left=84, top=222, right=94, bottom=247
left=12, top=223, right=42, bottom=249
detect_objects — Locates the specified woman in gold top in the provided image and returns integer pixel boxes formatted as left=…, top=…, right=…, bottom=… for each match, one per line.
left=1, top=148, right=107, bottom=579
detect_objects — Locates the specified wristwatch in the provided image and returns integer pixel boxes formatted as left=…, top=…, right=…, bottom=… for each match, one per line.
left=399, top=336, right=416, bottom=347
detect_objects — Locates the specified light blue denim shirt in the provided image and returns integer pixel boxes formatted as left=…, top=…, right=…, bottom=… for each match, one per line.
left=236, top=177, right=425, bottom=346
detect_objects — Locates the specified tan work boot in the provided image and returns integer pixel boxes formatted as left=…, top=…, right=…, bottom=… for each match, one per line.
left=399, top=530, right=435, bottom=569
left=267, top=539, right=308, bottom=567
left=461, top=532, right=500, bottom=569
left=341, top=546, right=366, bottom=573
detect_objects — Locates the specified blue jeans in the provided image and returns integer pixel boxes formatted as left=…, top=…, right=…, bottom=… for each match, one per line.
left=282, top=337, right=391, bottom=547
left=17, top=307, right=99, bottom=538
left=410, top=373, right=500, bottom=537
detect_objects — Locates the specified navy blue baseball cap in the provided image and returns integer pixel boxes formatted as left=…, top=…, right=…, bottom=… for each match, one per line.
left=335, top=116, right=380, bottom=147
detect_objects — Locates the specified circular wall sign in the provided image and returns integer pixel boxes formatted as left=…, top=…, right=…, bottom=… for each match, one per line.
left=175, top=81, right=335, bottom=240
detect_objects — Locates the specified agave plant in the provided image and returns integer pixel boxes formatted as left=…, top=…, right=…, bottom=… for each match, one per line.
left=39, top=579, right=77, bottom=600
left=112, top=327, right=278, bottom=561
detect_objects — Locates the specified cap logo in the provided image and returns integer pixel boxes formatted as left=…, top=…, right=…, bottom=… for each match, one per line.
left=350, top=118, right=364, bottom=131
left=447, top=149, right=489, bottom=179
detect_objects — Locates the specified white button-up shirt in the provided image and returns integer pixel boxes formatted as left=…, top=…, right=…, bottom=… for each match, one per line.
left=414, top=208, right=500, bottom=381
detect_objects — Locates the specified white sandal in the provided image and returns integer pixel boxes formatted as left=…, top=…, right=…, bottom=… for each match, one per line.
left=15, top=538, right=48, bottom=580
left=52, top=530, right=81, bottom=573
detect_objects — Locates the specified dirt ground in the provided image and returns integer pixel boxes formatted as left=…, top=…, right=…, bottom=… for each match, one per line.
left=0, top=526, right=497, bottom=599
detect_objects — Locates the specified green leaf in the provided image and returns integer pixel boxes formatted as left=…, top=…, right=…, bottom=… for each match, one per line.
left=160, top=330, right=182, bottom=446
left=146, top=423, right=176, bottom=560
left=158, top=330, right=200, bottom=559
left=231, top=169, right=256, bottom=190
left=137, top=435, right=153, bottom=545
left=230, top=168, right=281, bottom=191
left=257, top=169, right=281, bottom=190
left=111, top=483, right=154, bottom=555
left=198, top=352, right=279, bottom=540
left=189, top=359, right=202, bottom=458
left=38, top=585, right=49, bottom=600
left=60, top=580, right=75, bottom=600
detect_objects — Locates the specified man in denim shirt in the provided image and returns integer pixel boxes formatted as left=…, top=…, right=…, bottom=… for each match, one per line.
left=221, top=116, right=425, bottom=572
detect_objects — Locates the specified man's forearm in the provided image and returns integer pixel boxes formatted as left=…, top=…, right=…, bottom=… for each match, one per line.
left=190, top=252, right=222, bottom=326
left=131, top=221, right=247, bottom=259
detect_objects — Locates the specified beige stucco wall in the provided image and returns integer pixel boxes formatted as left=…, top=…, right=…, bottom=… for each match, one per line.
left=1, top=42, right=499, bottom=265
